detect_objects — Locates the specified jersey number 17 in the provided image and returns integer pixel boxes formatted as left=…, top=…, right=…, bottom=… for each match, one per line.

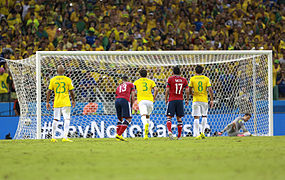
left=175, top=83, right=183, bottom=94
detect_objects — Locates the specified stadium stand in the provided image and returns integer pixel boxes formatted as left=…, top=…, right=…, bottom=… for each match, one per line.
left=0, top=0, right=285, bottom=101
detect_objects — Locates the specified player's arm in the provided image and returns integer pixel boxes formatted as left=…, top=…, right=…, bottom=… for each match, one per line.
left=70, top=90, right=76, bottom=108
left=153, top=86, right=158, bottom=102
left=218, top=123, right=234, bottom=135
left=46, top=89, right=52, bottom=110
left=165, top=87, right=169, bottom=105
left=131, top=90, right=135, bottom=107
left=185, top=87, right=190, bottom=106
left=208, top=86, right=214, bottom=108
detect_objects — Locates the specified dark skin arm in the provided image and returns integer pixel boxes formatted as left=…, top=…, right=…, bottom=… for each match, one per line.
left=46, top=89, right=52, bottom=110
left=165, top=87, right=169, bottom=105
left=130, top=90, right=135, bottom=107
left=153, top=86, right=158, bottom=102
left=208, top=86, right=214, bottom=108
left=70, top=90, right=76, bottom=108
left=185, top=87, right=190, bottom=106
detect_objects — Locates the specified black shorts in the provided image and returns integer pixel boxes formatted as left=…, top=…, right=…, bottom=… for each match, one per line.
left=115, top=98, right=132, bottom=118
left=166, top=100, right=184, bottom=117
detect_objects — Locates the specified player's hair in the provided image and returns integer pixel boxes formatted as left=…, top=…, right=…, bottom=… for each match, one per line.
left=244, top=112, right=251, bottom=117
left=122, top=75, right=128, bottom=81
left=195, top=65, right=204, bottom=74
left=173, top=66, right=180, bottom=75
left=139, top=69, right=147, bottom=77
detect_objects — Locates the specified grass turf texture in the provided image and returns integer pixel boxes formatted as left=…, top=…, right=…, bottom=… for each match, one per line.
left=0, top=137, right=285, bottom=180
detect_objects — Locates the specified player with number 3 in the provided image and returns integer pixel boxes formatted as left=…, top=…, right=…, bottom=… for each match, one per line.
left=189, top=65, right=214, bottom=139
left=134, top=69, right=158, bottom=140
left=165, top=66, right=190, bottom=140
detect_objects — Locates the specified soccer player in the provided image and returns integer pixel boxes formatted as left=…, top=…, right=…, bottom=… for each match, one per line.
left=189, top=65, right=214, bottom=139
left=165, top=66, right=190, bottom=140
left=134, top=69, right=158, bottom=140
left=46, top=65, right=75, bottom=142
left=218, top=113, right=252, bottom=136
left=115, top=76, right=135, bottom=141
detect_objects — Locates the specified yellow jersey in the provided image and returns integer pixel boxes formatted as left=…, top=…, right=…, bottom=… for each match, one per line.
left=134, top=78, right=156, bottom=103
left=48, top=75, right=74, bottom=108
left=0, top=73, right=9, bottom=93
left=189, top=75, right=211, bottom=103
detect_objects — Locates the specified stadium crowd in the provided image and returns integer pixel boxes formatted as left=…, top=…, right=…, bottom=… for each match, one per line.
left=0, top=0, right=285, bottom=102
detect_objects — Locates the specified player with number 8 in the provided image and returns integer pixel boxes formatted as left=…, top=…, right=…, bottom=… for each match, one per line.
left=189, top=65, right=214, bottom=139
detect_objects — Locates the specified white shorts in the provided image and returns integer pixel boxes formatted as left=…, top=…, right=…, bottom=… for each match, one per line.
left=192, top=102, right=208, bottom=117
left=138, top=100, right=153, bottom=116
left=54, top=107, right=71, bottom=121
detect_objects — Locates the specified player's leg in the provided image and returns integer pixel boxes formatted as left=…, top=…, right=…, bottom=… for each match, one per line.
left=166, top=101, right=175, bottom=139
left=62, top=107, right=72, bottom=142
left=117, top=99, right=132, bottom=141
left=200, top=102, right=209, bottom=139
left=176, top=100, right=184, bottom=140
left=144, top=101, right=154, bottom=140
left=115, top=99, right=123, bottom=136
left=139, top=100, right=149, bottom=139
left=192, top=102, right=201, bottom=138
left=51, top=108, right=61, bottom=142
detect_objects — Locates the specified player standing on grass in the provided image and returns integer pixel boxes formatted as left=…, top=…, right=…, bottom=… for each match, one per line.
left=165, top=66, right=190, bottom=140
left=134, top=69, right=158, bottom=140
left=47, top=65, right=75, bottom=142
left=218, top=113, right=252, bottom=136
left=115, top=76, right=135, bottom=141
left=189, top=65, right=214, bottom=139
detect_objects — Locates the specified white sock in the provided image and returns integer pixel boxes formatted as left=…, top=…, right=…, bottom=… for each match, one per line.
left=146, top=118, right=150, bottom=124
left=201, top=117, right=207, bottom=134
left=141, top=116, right=147, bottom=127
left=64, top=120, right=70, bottom=139
left=193, top=119, right=199, bottom=137
left=52, top=120, right=58, bottom=139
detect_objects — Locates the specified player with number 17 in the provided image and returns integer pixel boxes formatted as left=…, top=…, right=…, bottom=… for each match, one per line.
left=165, top=66, right=190, bottom=140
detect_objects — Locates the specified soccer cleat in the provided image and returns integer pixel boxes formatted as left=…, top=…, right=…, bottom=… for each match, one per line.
left=177, top=137, right=182, bottom=140
left=200, top=133, right=206, bottom=139
left=62, top=138, right=73, bottom=142
left=144, top=123, right=149, bottom=140
left=51, top=138, right=57, bottom=142
left=116, top=134, right=121, bottom=141
left=168, top=132, right=174, bottom=140
left=116, top=135, right=128, bottom=142
left=195, top=135, right=202, bottom=140
left=119, top=135, right=128, bottom=142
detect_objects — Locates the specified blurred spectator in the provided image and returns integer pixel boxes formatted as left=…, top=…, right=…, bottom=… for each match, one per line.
left=0, top=67, right=10, bottom=102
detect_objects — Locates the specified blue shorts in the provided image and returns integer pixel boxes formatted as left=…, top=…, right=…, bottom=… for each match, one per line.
left=166, top=100, right=184, bottom=117
left=115, top=98, right=132, bottom=118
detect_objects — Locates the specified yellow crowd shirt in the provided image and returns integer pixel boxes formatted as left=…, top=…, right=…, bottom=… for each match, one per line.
left=0, top=73, right=9, bottom=93
left=48, top=75, right=74, bottom=108
left=189, top=75, right=211, bottom=103
left=134, top=78, right=156, bottom=103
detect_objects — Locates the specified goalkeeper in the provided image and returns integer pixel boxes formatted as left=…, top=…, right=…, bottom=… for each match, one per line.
left=218, top=113, right=252, bottom=136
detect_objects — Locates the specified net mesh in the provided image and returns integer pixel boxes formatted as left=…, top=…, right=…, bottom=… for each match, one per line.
left=6, top=52, right=270, bottom=139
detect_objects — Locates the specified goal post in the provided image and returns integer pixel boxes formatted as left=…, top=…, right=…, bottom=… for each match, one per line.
left=7, top=50, right=273, bottom=139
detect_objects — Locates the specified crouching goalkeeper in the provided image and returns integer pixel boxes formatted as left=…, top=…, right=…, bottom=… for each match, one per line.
left=218, top=113, right=252, bottom=137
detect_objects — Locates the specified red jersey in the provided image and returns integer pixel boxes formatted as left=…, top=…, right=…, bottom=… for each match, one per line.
left=116, top=82, right=135, bottom=102
left=167, top=75, right=189, bottom=101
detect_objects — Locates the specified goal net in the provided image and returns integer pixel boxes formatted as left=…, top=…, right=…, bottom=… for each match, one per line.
left=6, top=51, right=273, bottom=139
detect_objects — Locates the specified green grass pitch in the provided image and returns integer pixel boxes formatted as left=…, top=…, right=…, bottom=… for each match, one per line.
left=0, top=136, right=285, bottom=180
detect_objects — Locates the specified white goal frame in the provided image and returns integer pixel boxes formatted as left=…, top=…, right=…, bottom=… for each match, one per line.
left=35, top=50, right=273, bottom=139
